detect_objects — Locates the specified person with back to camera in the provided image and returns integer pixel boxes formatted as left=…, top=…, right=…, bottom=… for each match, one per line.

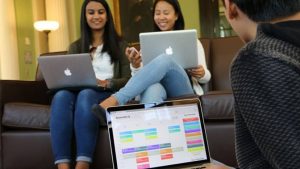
left=92, top=0, right=211, bottom=120
left=49, top=0, right=131, bottom=169
left=203, top=0, right=300, bottom=169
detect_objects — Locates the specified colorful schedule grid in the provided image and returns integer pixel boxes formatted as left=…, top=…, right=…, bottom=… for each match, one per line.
left=183, top=117, right=204, bottom=153
left=112, top=105, right=207, bottom=169
left=119, top=127, right=184, bottom=169
left=120, top=128, right=158, bottom=143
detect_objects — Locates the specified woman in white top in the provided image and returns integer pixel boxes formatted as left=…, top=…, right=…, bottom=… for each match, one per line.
left=95, top=0, right=210, bottom=113
left=50, top=0, right=130, bottom=169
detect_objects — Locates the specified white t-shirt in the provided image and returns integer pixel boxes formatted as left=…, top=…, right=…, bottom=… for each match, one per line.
left=91, top=45, right=114, bottom=80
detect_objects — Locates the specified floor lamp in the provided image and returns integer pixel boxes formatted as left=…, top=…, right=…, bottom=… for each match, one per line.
left=34, top=20, right=59, bottom=53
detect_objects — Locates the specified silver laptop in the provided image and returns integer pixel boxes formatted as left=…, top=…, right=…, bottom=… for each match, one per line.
left=38, top=53, right=97, bottom=90
left=139, top=29, right=198, bottom=69
left=106, top=98, right=210, bottom=169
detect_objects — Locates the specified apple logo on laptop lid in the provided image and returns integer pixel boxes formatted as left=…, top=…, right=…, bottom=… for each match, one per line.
left=64, top=68, right=72, bottom=76
left=165, top=46, right=173, bottom=55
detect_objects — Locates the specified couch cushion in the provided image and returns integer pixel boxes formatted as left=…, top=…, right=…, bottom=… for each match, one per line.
left=210, top=37, right=244, bottom=91
left=201, top=91, right=234, bottom=120
left=2, top=102, right=50, bottom=130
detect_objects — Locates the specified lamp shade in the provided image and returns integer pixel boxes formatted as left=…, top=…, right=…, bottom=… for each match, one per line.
left=34, top=20, right=59, bottom=32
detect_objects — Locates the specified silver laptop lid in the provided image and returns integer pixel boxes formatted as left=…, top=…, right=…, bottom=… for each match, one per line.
left=107, top=98, right=210, bottom=169
left=38, top=53, right=97, bottom=90
left=139, top=29, right=198, bottom=69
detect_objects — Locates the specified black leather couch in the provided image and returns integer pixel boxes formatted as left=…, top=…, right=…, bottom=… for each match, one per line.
left=0, top=37, right=244, bottom=169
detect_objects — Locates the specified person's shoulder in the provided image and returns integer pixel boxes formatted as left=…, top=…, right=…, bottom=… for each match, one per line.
left=118, top=38, right=128, bottom=46
left=241, top=29, right=300, bottom=67
left=118, top=39, right=129, bottom=50
left=69, top=39, right=81, bottom=47
left=68, top=39, right=81, bottom=54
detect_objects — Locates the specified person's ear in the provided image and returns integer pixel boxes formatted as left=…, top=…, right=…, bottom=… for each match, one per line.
left=175, top=13, right=178, bottom=21
left=224, top=0, right=238, bottom=19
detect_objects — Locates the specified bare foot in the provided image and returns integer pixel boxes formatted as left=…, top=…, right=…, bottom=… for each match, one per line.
left=57, top=163, right=70, bottom=169
left=75, top=161, right=89, bottom=169
left=100, top=96, right=119, bottom=109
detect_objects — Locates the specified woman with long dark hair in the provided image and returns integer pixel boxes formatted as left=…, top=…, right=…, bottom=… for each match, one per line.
left=94, top=0, right=210, bottom=119
left=50, top=0, right=130, bottom=168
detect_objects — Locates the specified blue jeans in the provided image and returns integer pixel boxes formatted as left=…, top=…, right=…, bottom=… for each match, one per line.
left=50, top=89, right=112, bottom=164
left=140, top=83, right=167, bottom=103
left=114, top=54, right=194, bottom=105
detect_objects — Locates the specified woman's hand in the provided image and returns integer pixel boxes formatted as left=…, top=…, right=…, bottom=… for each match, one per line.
left=125, top=47, right=141, bottom=68
left=97, top=79, right=109, bottom=88
left=187, top=65, right=205, bottom=78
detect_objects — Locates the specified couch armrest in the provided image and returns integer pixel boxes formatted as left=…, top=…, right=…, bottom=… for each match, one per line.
left=201, top=91, right=234, bottom=120
left=200, top=91, right=237, bottom=167
left=0, top=80, right=51, bottom=167
left=0, top=80, right=51, bottom=115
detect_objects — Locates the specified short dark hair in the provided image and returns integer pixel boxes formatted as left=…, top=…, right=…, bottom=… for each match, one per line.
left=152, top=0, right=185, bottom=31
left=80, top=0, right=121, bottom=63
left=231, top=0, right=300, bottom=22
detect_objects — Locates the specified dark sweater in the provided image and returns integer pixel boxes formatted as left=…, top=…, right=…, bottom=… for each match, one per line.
left=231, top=21, right=300, bottom=169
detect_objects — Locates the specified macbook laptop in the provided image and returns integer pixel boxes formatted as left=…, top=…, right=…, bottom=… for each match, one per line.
left=38, top=53, right=97, bottom=90
left=139, top=29, right=198, bottom=69
left=106, top=98, right=210, bottom=169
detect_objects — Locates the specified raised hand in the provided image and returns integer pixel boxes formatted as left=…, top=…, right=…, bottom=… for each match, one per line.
left=187, top=65, right=205, bottom=78
left=125, top=47, right=142, bottom=68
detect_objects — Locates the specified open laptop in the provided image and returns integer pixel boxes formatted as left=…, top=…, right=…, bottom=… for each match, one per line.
left=139, top=29, right=198, bottom=69
left=38, top=53, right=97, bottom=90
left=106, top=98, right=210, bottom=169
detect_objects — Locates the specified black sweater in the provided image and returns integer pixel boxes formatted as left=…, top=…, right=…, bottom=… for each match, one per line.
left=231, top=21, right=300, bottom=169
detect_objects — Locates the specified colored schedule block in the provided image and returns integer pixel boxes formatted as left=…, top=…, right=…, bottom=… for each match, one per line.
left=147, top=144, right=160, bottom=151
left=120, top=131, right=134, bottom=143
left=136, top=152, right=149, bottom=158
left=183, top=117, right=205, bottom=153
left=136, top=157, right=149, bottom=163
left=183, top=117, right=199, bottom=122
left=160, top=143, right=171, bottom=149
left=119, top=128, right=158, bottom=142
left=168, top=125, right=181, bottom=133
left=132, top=129, right=146, bottom=134
left=184, top=124, right=201, bottom=130
left=145, top=128, right=158, bottom=139
left=188, top=147, right=204, bottom=152
left=122, top=143, right=171, bottom=155
left=161, top=154, right=173, bottom=160
left=160, top=148, right=173, bottom=154
left=187, top=139, right=203, bottom=145
left=137, top=164, right=150, bottom=169
left=121, top=143, right=176, bottom=169
left=121, top=138, right=133, bottom=143
left=123, top=148, right=136, bottom=154
left=146, top=135, right=158, bottom=139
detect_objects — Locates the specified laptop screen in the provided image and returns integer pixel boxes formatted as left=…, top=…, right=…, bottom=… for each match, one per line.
left=107, top=99, right=210, bottom=169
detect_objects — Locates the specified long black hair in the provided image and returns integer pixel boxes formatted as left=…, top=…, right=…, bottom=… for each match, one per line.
left=80, top=0, right=121, bottom=63
left=152, top=0, right=185, bottom=31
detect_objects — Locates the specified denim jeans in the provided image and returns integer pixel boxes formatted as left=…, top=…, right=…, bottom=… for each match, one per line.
left=113, top=54, right=194, bottom=105
left=140, top=83, right=167, bottom=103
left=50, top=89, right=112, bottom=164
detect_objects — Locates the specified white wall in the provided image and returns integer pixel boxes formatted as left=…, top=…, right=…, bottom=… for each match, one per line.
left=0, top=0, right=20, bottom=80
